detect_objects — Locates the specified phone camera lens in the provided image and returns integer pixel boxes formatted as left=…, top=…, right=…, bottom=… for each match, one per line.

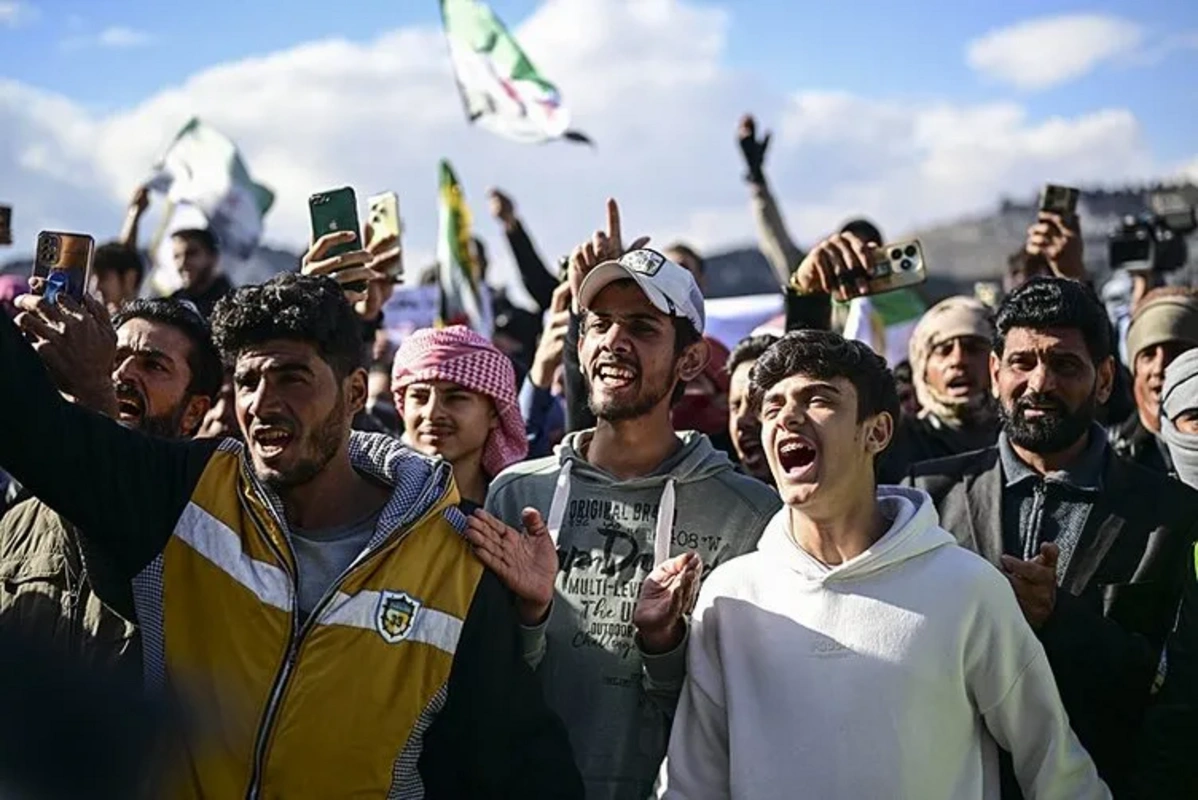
left=904, top=245, right=916, bottom=258
left=889, top=248, right=902, bottom=261
left=900, top=258, right=913, bottom=271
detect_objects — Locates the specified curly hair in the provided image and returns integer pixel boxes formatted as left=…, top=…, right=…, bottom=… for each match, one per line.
left=994, top=276, right=1110, bottom=362
left=113, top=298, right=222, bottom=400
left=749, top=329, right=899, bottom=425
left=210, top=274, right=364, bottom=379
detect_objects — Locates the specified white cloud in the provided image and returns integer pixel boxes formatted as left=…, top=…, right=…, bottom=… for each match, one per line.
left=0, top=0, right=1190, bottom=294
left=966, top=14, right=1143, bottom=91
left=0, top=1, right=33, bottom=27
left=61, top=25, right=156, bottom=50
left=97, top=26, right=155, bottom=48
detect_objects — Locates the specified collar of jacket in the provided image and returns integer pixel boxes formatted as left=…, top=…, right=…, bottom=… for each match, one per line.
left=235, top=432, right=461, bottom=554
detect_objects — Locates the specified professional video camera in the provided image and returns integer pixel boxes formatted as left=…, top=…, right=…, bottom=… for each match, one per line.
left=1108, top=191, right=1197, bottom=273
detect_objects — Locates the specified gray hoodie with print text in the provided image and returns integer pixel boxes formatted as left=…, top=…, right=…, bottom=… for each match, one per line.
left=485, top=429, right=780, bottom=800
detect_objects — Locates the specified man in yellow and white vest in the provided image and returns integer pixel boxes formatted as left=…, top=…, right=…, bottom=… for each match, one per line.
left=0, top=272, right=582, bottom=799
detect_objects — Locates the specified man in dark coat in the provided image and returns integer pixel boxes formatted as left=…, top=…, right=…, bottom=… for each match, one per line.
left=906, top=277, right=1198, bottom=798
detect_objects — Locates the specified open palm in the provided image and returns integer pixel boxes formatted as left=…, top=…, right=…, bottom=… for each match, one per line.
left=633, top=552, right=701, bottom=635
left=466, top=508, right=559, bottom=623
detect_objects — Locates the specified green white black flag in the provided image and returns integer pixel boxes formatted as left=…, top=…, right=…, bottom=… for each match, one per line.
left=145, top=117, right=274, bottom=259
left=439, top=0, right=591, bottom=145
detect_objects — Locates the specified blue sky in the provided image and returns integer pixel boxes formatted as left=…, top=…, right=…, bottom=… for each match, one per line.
left=6, top=0, right=1194, bottom=158
left=2, top=0, right=1196, bottom=274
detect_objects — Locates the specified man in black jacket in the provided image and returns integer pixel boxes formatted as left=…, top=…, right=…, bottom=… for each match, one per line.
left=0, top=273, right=581, bottom=798
left=906, top=277, right=1198, bottom=798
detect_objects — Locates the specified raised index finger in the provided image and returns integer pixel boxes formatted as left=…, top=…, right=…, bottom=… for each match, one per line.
left=606, top=198, right=622, bottom=250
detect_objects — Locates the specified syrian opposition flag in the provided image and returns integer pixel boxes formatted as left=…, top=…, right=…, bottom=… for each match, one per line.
left=436, top=160, right=493, bottom=335
left=841, top=289, right=927, bottom=368
left=440, top=0, right=591, bottom=145
left=145, top=118, right=275, bottom=259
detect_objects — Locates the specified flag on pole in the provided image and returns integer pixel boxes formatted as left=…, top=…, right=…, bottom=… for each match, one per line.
left=436, top=160, right=493, bottom=335
left=145, top=118, right=274, bottom=260
left=439, top=0, right=591, bottom=145
left=841, top=289, right=927, bottom=367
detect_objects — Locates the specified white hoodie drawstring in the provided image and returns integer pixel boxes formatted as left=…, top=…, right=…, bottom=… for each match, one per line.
left=654, top=478, right=676, bottom=568
left=543, top=460, right=676, bottom=568
left=545, top=460, right=573, bottom=546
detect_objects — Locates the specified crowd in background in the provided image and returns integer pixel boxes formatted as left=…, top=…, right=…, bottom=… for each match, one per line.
left=0, top=113, right=1197, bottom=799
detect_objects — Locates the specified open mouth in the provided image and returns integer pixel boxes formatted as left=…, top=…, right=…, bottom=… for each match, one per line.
left=776, top=436, right=818, bottom=480
left=594, top=361, right=638, bottom=390
left=251, top=424, right=295, bottom=460
left=114, top=385, right=145, bottom=423
left=944, top=375, right=975, bottom=397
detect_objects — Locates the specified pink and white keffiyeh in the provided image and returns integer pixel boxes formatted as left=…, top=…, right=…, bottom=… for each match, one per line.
left=391, top=325, right=527, bottom=477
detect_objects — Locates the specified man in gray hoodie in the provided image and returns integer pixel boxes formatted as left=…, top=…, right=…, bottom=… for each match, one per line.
left=470, top=204, right=779, bottom=799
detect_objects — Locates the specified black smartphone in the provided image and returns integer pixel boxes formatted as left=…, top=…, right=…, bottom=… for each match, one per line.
left=309, top=187, right=366, bottom=292
left=33, top=231, right=94, bottom=304
left=0, top=204, right=11, bottom=246
left=1039, top=185, right=1079, bottom=217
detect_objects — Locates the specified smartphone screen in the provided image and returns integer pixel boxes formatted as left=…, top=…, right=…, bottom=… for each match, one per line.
left=33, top=231, right=94, bottom=304
left=0, top=205, right=11, bottom=246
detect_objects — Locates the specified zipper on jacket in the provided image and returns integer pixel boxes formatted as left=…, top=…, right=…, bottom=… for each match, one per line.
left=243, top=463, right=453, bottom=800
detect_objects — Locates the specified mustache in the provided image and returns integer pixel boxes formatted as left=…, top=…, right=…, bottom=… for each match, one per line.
left=1013, top=392, right=1067, bottom=414
left=115, top=380, right=144, bottom=405
left=252, top=415, right=297, bottom=434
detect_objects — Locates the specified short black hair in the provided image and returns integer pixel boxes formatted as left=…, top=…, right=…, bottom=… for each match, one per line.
left=113, top=299, right=222, bottom=401
left=171, top=228, right=219, bottom=256
left=994, top=276, right=1111, bottom=362
left=839, top=218, right=884, bottom=246
left=749, top=330, right=899, bottom=426
left=666, top=242, right=705, bottom=274
left=92, top=242, right=145, bottom=286
left=727, top=334, right=779, bottom=376
left=210, top=273, right=364, bottom=380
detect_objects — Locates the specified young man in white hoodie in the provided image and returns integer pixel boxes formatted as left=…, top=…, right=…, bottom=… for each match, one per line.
left=660, top=326, right=1107, bottom=799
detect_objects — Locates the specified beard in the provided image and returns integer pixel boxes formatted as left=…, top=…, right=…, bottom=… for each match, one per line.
left=259, top=394, right=347, bottom=490
left=139, top=404, right=189, bottom=438
left=1000, top=389, right=1096, bottom=454
left=585, top=360, right=675, bottom=423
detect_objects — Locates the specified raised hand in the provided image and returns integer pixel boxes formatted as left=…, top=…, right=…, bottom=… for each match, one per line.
left=567, top=198, right=651, bottom=312
left=529, top=282, right=572, bottom=389
left=1026, top=212, right=1084, bottom=281
left=301, top=230, right=382, bottom=306
left=488, top=188, right=517, bottom=229
left=1000, top=542, right=1059, bottom=630
left=633, top=551, right=702, bottom=654
left=737, top=114, right=771, bottom=184
left=466, top=507, right=560, bottom=625
left=14, top=282, right=118, bottom=416
left=791, top=231, right=876, bottom=301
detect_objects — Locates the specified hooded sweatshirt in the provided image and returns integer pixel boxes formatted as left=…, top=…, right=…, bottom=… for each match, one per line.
left=486, top=429, right=781, bottom=800
left=660, top=486, right=1108, bottom=800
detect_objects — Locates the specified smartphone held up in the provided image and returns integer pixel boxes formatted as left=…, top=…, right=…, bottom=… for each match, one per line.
left=309, top=187, right=367, bottom=293
left=32, top=231, right=94, bottom=305
left=366, top=191, right=404, bottom=282
left=791, top=238, right=928, bottom=299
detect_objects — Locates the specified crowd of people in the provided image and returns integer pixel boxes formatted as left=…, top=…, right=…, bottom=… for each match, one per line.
left=1, top=114, right=1197, bottom=799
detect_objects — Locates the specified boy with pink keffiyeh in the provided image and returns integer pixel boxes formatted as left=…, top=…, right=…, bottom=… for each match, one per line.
left=391, top=325, right=528, bottom=510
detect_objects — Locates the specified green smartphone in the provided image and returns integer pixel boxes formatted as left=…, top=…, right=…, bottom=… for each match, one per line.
left=308, top=186, right=366, bottom=292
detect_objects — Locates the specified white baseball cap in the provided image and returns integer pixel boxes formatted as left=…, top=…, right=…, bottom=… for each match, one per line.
left=577, top=248, right=705, bottom=334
